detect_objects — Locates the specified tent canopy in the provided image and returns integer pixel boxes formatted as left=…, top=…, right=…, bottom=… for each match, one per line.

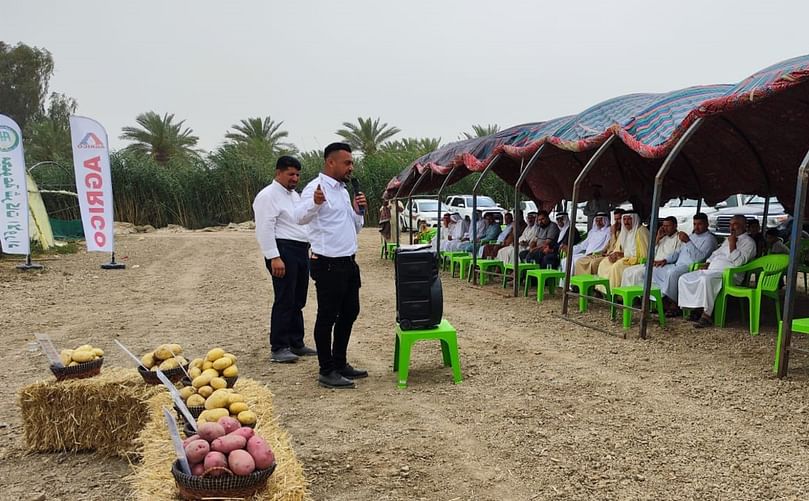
left=385, top=54, right=809, bottom=217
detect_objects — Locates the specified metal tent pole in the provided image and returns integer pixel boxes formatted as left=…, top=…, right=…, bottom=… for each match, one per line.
left=406, top=170, right=433, bottom=245
left=435, top=166, right=464, bottom=257
left=777, top=147, right=809, bottom=378
left=471, top=154, right=502, bottom=284
left=512, top=144, right=547, bottom=296
left=391, top=170, right=417, bottom=250
left=639, top=118, right=704, bottom=338
left=762, top=196, right=770, bottom=231
left=562, top=136, right=616, bottom=315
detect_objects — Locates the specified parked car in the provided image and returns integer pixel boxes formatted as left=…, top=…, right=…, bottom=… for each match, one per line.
left=708, top=195, right=788, bottom=236
left=398, top=198, right=451, bottom=231
left=444, top=195, right=508, bottom=225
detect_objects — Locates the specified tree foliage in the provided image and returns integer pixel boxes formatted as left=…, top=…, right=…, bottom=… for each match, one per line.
left=25, top=93, right=78, bottom=164
left=224, top=116, right=296, bottom=155
left=336, top=117, right=400, bottom=154
left=461, top=123, right=499, bottom=139
left=120, top=112, right=200, bottom=163
left=0, top=42, right=54, bottom=130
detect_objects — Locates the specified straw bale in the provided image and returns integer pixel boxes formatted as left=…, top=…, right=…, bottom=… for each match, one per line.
left=129, top=377, right=310, bottom=500
left=17, top=367, right=162, bottom=458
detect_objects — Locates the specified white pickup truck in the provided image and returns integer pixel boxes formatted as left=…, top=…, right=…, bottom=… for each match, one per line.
left=445, top=195, right=509, bottom=225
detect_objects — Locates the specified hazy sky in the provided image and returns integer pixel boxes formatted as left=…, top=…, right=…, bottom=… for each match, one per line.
left=6, top=0, right=808, bottom=153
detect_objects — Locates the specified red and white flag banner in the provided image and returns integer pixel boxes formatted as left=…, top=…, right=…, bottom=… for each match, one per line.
left=69, top=116, right=114, bottom=252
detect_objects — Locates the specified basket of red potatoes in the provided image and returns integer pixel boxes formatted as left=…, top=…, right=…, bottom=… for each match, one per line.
left=173, top=416, right=276, bottom=500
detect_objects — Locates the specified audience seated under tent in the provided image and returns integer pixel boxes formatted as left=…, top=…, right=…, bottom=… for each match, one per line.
left=621, top=216, right=682, bottom=287
left=677, top=215, right=757, bottom=328
left=575, top=208, right=625, bottom=275
left=561, top=212, right=611, bottom=274
left=498, top=212, right=539, bottom=265
left=596, top=211, right=650, bottom=290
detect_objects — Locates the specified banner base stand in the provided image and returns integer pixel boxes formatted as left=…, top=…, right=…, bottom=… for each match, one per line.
left=17, top=262, right=44, bottom=271
left=101, top=261, right=126, bottom=270
left=17, top=255, right=44, bottom=271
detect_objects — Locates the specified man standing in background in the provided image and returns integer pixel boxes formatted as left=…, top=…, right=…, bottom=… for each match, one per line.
left=253, top=156, right=318, bottom=364
left=296, top=143, right=368, bottom=389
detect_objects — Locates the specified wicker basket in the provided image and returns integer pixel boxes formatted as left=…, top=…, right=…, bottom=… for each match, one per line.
left=138, top=364, right=189, bottom=385
left=171, top=459, right=276, bottom=500
left=50, top=357, right=103, bottom=381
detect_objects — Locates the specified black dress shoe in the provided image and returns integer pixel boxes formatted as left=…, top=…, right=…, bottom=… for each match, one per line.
left=291, top=345, right=317, bottom=357
left=318, top=371, right=355, bottom=389
left=338, top=364, right=368, bottom=379
left=270, top=348, right=299, bottom=363
left=693, top=316, right=713, bottom=328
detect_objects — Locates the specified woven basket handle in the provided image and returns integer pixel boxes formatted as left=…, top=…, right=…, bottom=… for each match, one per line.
left=201, top=466, right=234, bottom=478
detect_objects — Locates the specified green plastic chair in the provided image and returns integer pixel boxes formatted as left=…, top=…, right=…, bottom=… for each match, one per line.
left=609, top=285, right=665, bottom=329
left=568, top=274, right=611, bottom=313
left=774, top=318, right=809, bottom=373
left=501, top=262, right=540, bottom=289
left=386, top=242, right=399, bottom=260
left=523, top=268, right=566, bottom=303
left=714, top=254, right=789, bottom=335
left=393, top=319, right=462, bottom=389
left=440, top=250, right=468, bottom=271
left=470, top=259, right=504, bottom=285
left=450, top=254, right=473, bottom=279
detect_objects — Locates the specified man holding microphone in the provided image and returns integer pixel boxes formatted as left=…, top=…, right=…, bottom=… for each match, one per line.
left=296, top=142, right=368, bottom=389
left=253, top=156, right=318, bottom=363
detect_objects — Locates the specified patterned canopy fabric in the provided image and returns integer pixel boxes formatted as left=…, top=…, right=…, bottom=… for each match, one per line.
left=385, top=54, right=809, bottom=217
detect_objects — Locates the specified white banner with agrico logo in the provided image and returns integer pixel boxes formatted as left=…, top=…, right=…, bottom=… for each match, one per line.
left=69, top=116, right=114, bottom=252
left=0, top=114, right=30, bottom=255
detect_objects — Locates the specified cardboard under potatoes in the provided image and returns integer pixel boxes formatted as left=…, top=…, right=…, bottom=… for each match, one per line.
left=17, top=367, right=163, bottom=458
left=129, top=377, right=309, bottom=501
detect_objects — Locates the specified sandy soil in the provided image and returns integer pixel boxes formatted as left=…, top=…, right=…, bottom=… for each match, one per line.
left=2, top=228, right=809, bottom=501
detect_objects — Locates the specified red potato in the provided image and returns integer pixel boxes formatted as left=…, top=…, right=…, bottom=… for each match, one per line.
left=197, top=422, right=226, bottom=442
left=190, top=462, right=205, bottom=476
left=228, top=449, right=256, bottom=476
left=184, top=439, right=210, bottom=464
left=203, top=451, right=228, bottom=476
left=217, top=416, right=240, bottom=434
left=182, top=434, right=201, bottom=448
left=211, top=434, right=247, bottom=454
left=228, top=426, right=255, bottom=440
left=246, top=435, right=275, bottom=469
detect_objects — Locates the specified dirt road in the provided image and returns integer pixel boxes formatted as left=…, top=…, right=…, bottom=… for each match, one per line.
left=2, top=229, right=809, bottom=500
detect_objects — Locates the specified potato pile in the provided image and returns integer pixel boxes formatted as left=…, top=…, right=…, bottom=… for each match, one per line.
left=187, top=348, right=240, bottom=382
left=141, top=344, right=188, bottom=372
left=59, top=345, right=103, bottom=366
left=179, top=386, right=257, bottom=426
left=183, top=419, right=275, bottom=476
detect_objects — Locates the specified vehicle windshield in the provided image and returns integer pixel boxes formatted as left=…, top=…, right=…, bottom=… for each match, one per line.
left=745, top=196, right=780, bottom=205
left=415, top=201, right=449, bottom=212
left=472, top=196, right=497, bottom=208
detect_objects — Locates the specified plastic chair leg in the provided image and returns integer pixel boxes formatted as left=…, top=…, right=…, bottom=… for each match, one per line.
left=714, top=291, right=727, bottom=327
left=749, top=292, right=760, bottom=336
left=440, top=339, right=451, bottom=367
left=396, top=337, right=412, bottom=389
left=444, top=337, right=462, bottom=384
left=774, top=321, right=783, bottom=373
left=622, top=296, right=633, bottom=329
left=655, top=294, right=666, bottom=327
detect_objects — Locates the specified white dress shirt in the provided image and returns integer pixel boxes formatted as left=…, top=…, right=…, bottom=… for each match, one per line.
left=253, top=180, right=309, bottom=260
left=295, top=173, right=363, bottom=257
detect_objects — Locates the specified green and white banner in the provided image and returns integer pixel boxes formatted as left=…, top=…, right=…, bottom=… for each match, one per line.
left=0, top=114, right=30, bottom=255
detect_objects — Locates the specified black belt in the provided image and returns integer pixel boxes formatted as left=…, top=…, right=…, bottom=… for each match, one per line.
left=312, top=254, right=355, bottom=263
left=277, top=239, right=310, bottom=248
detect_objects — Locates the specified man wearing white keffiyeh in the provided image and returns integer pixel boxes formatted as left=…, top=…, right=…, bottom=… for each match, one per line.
left=597, top=211, right=650, bottom=289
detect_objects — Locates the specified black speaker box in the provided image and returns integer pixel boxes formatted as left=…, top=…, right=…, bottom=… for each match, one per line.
left=394, top=245, right=443, bottom=330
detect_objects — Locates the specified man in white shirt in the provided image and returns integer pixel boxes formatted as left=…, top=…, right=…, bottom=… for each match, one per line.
left=295, top=143, right=367, bottom=389
left=253, top=156, right=317, bottom=364
left=678, top=215, right=757, bottom=327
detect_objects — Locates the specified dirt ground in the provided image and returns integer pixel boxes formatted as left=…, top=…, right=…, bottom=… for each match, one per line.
left=2, top=228, right=809, bottom=500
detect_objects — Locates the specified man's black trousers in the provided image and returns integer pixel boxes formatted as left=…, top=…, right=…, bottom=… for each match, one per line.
left=267, top=239, right=309, bottom=352
left=309, top=255, right=361, bottom=375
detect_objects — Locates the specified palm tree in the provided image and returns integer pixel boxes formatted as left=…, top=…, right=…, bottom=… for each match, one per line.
left=461, top=123, right=500, bottom=140
left=120, top=112, right=199, bottom=163
left=382, top=137, right=441, bottom=155
left=225, top=116, right=295, bottom=153
left=336, top=117, right=400, bottom=155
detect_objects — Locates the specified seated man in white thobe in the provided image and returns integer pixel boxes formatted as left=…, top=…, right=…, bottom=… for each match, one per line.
left=497, top=212, right=538, bottom=265
left=677, top=215, right=757, bottom=328
left=651, top=213, right=718, bottom=315
left=431, top=212, right=454, bottom=251
left=442, top=213, right=467, bottom=251
left=560, top=212, right=611, bottom=273
left=621, top=216, right=682, bottom=286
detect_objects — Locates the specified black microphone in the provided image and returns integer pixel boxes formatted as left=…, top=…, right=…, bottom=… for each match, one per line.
left=350, top=177, right=365, bottom=215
